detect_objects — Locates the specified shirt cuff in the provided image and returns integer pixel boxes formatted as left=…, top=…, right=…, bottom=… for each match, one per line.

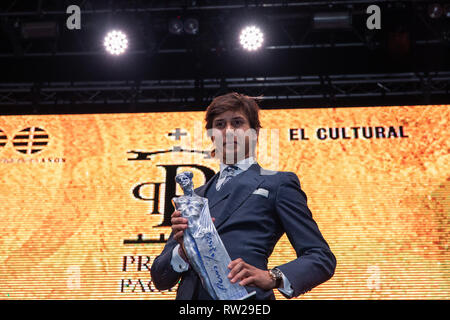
left=278, top=271, right=294, bottom=298
left=171, top=244, right=190, bottom=273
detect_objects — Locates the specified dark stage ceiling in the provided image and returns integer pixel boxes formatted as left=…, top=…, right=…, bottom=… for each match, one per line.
left=0, top=0, right=449, bottom=114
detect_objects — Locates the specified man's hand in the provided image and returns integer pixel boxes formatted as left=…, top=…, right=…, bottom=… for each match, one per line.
left=171, top=210, right=188, bottom=245
left=170, top=210, right=189, bottom=262
left=171, top=210, right=215, bottom=262
left=227, top=258, right=277, bottom=290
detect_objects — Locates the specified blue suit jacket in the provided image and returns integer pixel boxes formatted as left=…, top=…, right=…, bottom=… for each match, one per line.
left=151, top=163, right=336, bottom=300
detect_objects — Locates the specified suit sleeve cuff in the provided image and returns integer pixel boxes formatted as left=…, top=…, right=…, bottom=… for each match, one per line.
left=278, top=271, right=294, bottom=298
left=171, top=244, right=189, bottom=273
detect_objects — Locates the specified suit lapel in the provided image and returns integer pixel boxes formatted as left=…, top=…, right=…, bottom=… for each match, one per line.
left=214, top=163, right=264, bottom=230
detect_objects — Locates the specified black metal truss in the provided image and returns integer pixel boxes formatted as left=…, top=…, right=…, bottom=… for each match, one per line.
left=1, top=72, right=448, bottom=109
left=0, top=1, right=416, bottom=16
left=0, top=0, right=447, bottom=58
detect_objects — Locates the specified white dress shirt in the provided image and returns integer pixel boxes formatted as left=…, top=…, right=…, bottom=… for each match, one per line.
left=171, top=157, right=294, bottom=297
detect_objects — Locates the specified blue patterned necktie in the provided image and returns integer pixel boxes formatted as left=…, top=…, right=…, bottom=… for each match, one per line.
left=216, top=165, right=238, bottom=191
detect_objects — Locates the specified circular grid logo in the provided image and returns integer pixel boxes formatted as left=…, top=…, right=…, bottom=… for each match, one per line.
left=12, top=127, right=49, bottom=154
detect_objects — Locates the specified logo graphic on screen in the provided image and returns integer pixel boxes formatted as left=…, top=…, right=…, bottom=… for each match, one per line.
left=0, top=129, right=6, bottom=149
left=12, top=127, right=49, bottom=154
left=124, top=127, right=216, bottom=245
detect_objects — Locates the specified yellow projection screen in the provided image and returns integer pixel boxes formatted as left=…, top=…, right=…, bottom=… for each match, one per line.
left=0, top=105, right=449, bottom=300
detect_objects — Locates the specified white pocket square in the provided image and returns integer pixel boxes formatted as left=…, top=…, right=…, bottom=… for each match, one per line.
left=252, top=188, right=269, bottom=198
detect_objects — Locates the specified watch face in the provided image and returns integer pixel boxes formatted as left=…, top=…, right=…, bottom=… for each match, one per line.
left=275, top=269, right=283, bottom=278
left=271, top=268, right=282, bottom=279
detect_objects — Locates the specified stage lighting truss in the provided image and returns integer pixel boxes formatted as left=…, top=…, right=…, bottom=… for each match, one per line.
left=103, top=30, right=128, bottom=55
left=2, top=72, right=448, bottom=108
left=239, top=26, right=264, bottom=51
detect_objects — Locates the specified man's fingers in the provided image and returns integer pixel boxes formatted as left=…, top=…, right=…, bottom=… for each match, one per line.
left=228, top=258, right=244, bottom=270
left=227, top=259, right=273, bottom=290
left=230, top=268, right=250, bottom=284
left=171, top=209, right=188, bottom=228
left=171, top=209, right=188, bottom=245
left=173, top=230, right=184, bottom=241
left=228, top=260, right=245, bottom=280
left=172, top=222, right=188, bottom=232
left=239, top=276, right=256, bottom=287
left=171, top=217, right=188, bottom=225
left=171, top=210, right=181, bottom=217
left=171, top=211, right=182, bottom=219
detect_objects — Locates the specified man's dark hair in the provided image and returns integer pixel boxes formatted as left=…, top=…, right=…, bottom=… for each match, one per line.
left=205, top=92, right=262, bottom=132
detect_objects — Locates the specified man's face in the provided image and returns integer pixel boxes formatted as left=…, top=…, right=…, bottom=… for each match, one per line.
left=210, top=110, right=258, bottom=164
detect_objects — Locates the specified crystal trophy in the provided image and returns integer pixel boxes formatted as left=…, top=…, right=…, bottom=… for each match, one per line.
left=172, top=171, right=256, bottom=300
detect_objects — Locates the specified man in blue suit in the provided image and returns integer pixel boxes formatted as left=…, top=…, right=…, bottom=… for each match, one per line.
left=151, top=92, right=336, bottom=300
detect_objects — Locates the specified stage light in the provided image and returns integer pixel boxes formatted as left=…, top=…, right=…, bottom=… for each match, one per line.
left=428, top=3, right=443, bottom=19
left=103, top=30, right=128, bottom=56
left=444, top=4, right=450, bottom=18
left=239, top=26, right=264, bottom=51
left=169, top=18, right=184, bottom=35
left=184, top=18, right=199, bottom=35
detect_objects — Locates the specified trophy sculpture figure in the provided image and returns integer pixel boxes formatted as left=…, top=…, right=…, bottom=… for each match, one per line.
left=172, top=171, right=256, bottom=300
